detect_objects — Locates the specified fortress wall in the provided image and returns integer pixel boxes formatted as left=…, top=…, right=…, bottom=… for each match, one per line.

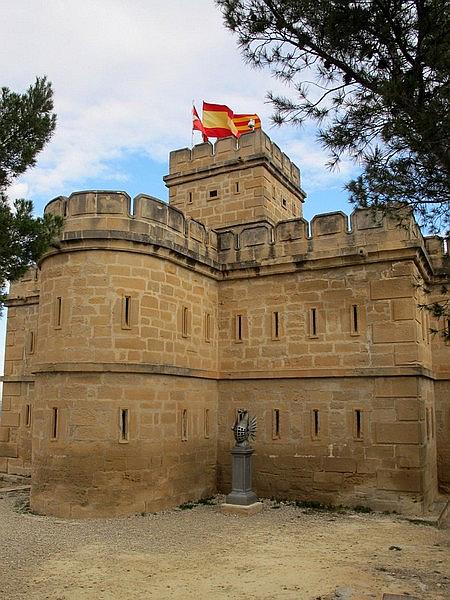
left=217, top=375, right=434, bottom=515
left=44, top=192, right=219, bottom=265
left=217, top=209, right=427, bottom=264
left=31, top=372, right=218, bottom=517
left=218, top=260, right=431, bottom=375
left=435, top=380, right=450, bottom=492
left=424, top=236, right=450, bottom=492
left=0, top=268, right=40, bottom=475
left=36, top=247, right=219, bottom=372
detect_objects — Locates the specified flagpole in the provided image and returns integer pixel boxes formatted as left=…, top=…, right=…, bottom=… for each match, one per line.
left=191, top=99, right=194, bottom=148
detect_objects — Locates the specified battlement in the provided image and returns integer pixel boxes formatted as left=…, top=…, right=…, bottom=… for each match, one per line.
left=43, top=193, right=446, bottom=275
left=216, top=209, right=436, bottom=268
left=167, top=129, right=303, bottom=191
left=424, top=236, right=450, bottom=274
left=44, top=191, right=219, bottom=266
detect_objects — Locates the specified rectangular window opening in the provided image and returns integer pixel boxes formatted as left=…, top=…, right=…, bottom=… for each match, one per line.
left=188, top=191, right=193, bottom=204
left=55, top=297, right=62, bottom=328
left=28, top=331, right=35, bottom=354
left=351, top=305, right=359, bottom=335
left=122, top=295, right=132, bottom=329
left=355, top=409, right=362, bottom=439
left=51, top=407, right=58, bottom=439
left=272, top=408, right=280, bottom=439
left=119, top=408, right=129, bottom=442
left=421, top=310, right=427, bottom=342
left=182, top=306, right=189, bottom=338
left=204, top=408, right=210, bottom=439
left=235, top=314, right=243, bottom=342
left=209, top=189, right=218, bottom=199
left=204, top=312, right=211, bottom=342
left=181, top=409, right=188, bottom=441
left=313, top=409, right=320, bottom=438
left=282, top=198, right=287, bottom=209
left=272, top=311, right=280, bottom=340
left=235, top=181, right=239, bottom=193
left=25, top=404, right=31, bottom=428
left=309, top=308, right=318, bottom=337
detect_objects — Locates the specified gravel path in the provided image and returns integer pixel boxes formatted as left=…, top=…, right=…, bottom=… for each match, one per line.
left=0, top=490, right=449, bottom=600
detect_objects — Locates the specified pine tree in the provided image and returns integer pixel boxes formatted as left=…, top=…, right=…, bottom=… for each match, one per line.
left=217, top=0, right=450, bottom=233
left=0, top=77, right=62, bottom=313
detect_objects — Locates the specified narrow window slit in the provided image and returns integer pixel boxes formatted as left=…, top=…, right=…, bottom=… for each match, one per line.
left=235, top=314, right=243, bottom=341
left=272, top=311, right=280, bottom=339
left=235, top=182, right=239, bottom=193
left=313, top=409, right=320, bottom=438
left=309, top=308, right=318, bottom=337
left=25, top=404, right=31, bottom=428
left=122, top=295, right=132, bottom=328
left=204, top=312, right=211, bottom=342
left=355, top=409, right=362, bottom=439
left=120, top=408, right=129, bottom=442
left=204, top=408, right=210, bottom=439
left=272, top=409, right=280, bottom=439
left=51, top=407, right=58, bottom=439
left=181, top=409, right=188, bottom=441
left=352, top=305, right=359, bottom=334
left=182, top=306, right=189, bottom=337
left=55, top=297, right=62, bottom=328
left=28, top=331, right=35, bottom=354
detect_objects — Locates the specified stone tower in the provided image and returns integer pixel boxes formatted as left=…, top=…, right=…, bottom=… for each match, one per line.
left=164, top=130, right=306, bottom=229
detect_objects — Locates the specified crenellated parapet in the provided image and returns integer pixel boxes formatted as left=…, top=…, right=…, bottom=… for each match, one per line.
left=167, top=129, right=302, bottom=189
left=7, top=267, right=40, bottom=306
left=216, top=208, right=431, bottom=268
left=44, top=191, right=219, bottom=267
left=424, top=236, right=450, bottom=275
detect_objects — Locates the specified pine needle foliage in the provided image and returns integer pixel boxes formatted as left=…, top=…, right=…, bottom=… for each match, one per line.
left=216, top=0, right=450, bottom=234
left=0, top=77, right=62, bottom=313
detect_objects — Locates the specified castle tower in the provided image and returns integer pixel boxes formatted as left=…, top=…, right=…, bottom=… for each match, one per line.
left=164, top=129, right=306, bottom=230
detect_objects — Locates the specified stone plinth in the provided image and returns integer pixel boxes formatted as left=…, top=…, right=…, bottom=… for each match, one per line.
left=225, top=445, right=258, bottom=506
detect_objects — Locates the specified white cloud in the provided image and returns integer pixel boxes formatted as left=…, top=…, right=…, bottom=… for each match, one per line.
left=1, top=0, right=334, bottom=202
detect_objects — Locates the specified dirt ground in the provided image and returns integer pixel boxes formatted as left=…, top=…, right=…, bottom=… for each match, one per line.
left=0, top=490, right=449, bottom=600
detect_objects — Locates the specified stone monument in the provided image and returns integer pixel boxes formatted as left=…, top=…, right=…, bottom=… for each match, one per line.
left=221, top=409, right=263, bottom=516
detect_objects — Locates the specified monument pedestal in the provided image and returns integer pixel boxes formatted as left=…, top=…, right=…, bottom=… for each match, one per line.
left=221, top=445, right=262, bottom=516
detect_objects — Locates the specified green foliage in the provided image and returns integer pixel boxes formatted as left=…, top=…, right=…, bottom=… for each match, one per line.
left=217, top=0, right=450, bottom=233
left=0, top=77, right=62, bottom=314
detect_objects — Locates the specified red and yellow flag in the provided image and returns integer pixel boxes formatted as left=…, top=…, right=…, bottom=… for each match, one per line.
left=192, top=105, right=208, bottom=142
left=192, top=102, right=261, bottom=140
left=202, top=102, right=240, bottom=139
left=232, top=113, right=261, bottom=134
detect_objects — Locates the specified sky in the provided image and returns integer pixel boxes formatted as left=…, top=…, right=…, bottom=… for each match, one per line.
left=0, top=0, right=360, bottom=379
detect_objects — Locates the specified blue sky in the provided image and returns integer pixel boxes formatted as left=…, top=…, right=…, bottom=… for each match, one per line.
left=0, top=0, right=360, bottom=378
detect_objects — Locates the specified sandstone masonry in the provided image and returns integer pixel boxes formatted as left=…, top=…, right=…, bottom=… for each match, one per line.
left=0, top=130, right=448, bottom=517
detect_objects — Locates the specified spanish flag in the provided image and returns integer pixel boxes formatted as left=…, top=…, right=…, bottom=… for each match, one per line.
left=233, top=113, right=262, bottom=134
left=202, top=102, right=240, bottom=139
left=192, top=105, right=208, bottom=142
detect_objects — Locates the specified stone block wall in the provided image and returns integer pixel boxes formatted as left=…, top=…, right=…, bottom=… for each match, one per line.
left=31, top=372, right=218, bottom=517
left=217, top=375, right=434, bottom=514
left=0, top=268, right=40, bottom=475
